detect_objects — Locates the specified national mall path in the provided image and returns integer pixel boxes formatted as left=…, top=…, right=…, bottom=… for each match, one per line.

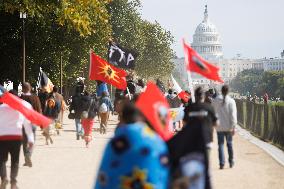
left=15, top=114, right=284, bottom=189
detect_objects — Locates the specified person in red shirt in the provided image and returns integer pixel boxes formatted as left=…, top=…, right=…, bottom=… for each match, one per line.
left=263, top=93, right=269, bottom=104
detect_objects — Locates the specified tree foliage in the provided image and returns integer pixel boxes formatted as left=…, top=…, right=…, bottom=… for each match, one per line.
left=108, top=0, right=174, bottom=79
left=1, top=0, right=111, bottom=36
left=230, top=69, right=284, bottom=98
left=0, top=0, right=174, bottom=92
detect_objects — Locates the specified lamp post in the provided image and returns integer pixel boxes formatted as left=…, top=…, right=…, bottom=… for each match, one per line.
left=20, top=12, right=26, bottom=83
left=60, top=52, right=63, bottom=94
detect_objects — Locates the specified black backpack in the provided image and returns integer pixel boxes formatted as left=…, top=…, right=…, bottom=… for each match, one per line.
left=71, top=94, right=82, bottom=112
left=87, top=98, right=99, bottom=119
left=44, top=95, right=60, bottom=119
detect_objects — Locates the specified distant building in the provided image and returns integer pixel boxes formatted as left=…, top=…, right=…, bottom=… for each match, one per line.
left=172, top=6, right=284, bottom=88
left=251, top=58, right=284, bottom=71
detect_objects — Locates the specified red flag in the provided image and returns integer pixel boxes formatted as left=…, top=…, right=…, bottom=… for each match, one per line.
left=178, top=91, right=190, bottom=103
left=89, top=50, right=128, bottom=90
left=171, top=75, right=190, bottom=103
left=183, top=41, right=224, bottom=83
left=0, top=89, right=51, bottom=127
left=136, top=82, right=173, bottom=141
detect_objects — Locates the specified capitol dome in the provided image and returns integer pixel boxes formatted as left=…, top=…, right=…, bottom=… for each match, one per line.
left=191, top=5, right=223, bottom=60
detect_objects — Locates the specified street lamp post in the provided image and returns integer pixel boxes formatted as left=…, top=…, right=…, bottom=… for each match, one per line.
left=20, top=12, right=26, bottom=83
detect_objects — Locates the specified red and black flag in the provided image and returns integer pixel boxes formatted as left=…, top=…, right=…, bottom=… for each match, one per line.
left=183, top=41, right=224, bottom=83
left=89, top=50, right=128, bottom=90
left=136, top=82, right=173, bottom=141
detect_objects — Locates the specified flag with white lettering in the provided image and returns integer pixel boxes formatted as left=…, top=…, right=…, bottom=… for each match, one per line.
left=108, top=42, right=137, bottom=69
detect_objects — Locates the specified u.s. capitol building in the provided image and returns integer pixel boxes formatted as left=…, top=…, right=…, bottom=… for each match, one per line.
left=173, top=5, right=284, bottom=87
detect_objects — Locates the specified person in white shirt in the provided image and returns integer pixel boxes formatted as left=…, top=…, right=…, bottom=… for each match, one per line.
left=0, top=92, right=34, bottom=189
left=212, top=85, right=237, bottom=169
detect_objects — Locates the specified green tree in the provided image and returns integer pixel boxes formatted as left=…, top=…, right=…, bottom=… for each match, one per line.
left=0, top=2, right=112, bottom=89
left=1, top=0, right=111, bottom=36
left=1, top=0, right=175, bottom=93
left=230, top=69, right=263, bottom=95
left=230, top=69, right=284, bottom=98
left=108, top=0, right=174, bottom=80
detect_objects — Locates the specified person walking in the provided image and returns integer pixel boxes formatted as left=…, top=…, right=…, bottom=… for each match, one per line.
left=96, top=81, right=109, bottom=98
left=212, top=85, right=237, bottom=169
left=20, top=82, right=42, bottom=167
left=167, top=87, right=217, bottom=189
left=52, top=86, right=66, bottom=126
left=263, top=93, right=269, bottom=104
left=166, top=89, right=182, bottom=131
left=0, top=92, right=34, bottom=189
left=98, top=92, right=113, bottom=134
left=69, top=87, right=84, bottom=140
left=80, top=91, right=98, bottom=147
left=43, top=91, right=61, bottom=145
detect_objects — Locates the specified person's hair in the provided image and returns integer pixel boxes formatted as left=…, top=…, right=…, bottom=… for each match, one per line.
left=168, top=89, right=173, bottom=95
left=121, top=102, right=144, bottom=124
left=9, top=89, right=18, bottom=96
left=84, top=91, right=90, bottom=96
left=53, top=86, right=58, bottom=93
left=208, top=88, right=214, bottom=95
left=22, top=82, right=31, bottom=93
left=221, top=85, right=229, bottom=105
left=75, top=85, right=83, bottom=94
left=96, top=80, right=102, bottom=86
left=137, top=79, right=145, bottom=88
left=195, top=87, right=205, bottom=103
left=102, top=91, right=108, bottom=97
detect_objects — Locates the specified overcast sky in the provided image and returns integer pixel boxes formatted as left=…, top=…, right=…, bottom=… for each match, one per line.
left=140, top=0, right=284, bottom=59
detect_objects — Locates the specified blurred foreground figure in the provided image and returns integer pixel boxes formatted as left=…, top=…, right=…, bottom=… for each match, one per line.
left=0, top=91, right=34, bottom=189
left=95, top=81, right=172, bottom=189
left=167, top=87, right=217, bottom=189
left=94, top=103, right=169, bottom=189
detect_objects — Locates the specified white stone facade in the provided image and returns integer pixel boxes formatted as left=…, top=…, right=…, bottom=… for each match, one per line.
left=172, top=6, right=284, bottom=87
left=191, top=5, right=223, bottom=60
left=253, top=58, right=284, bottom=71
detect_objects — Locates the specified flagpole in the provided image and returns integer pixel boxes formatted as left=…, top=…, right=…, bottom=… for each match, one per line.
left=183, top=39, right=195, bottom=103
left=60, top=52, right=63, bottom=94
left=126, top=87, right=132, bottom=100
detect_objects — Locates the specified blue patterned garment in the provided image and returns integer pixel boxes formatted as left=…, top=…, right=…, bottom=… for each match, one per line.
left=94, top=122, right=169, bottom=189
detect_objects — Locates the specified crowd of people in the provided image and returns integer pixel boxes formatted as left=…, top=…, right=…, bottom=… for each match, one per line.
left=0, top=74, right=238, bottom=189
left=91, top=76, right=237, bottom=189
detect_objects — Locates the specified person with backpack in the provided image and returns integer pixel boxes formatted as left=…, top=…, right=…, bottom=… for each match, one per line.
left=21, top=82, right=42, bottom=167
left=43, top=92, right=61, bottom=145
left=96, top=81, right=109, bottom=98
left=80, top=91, right=98, bottom=147
left=69, top=86, right=84, bottom=140
left=98, top=92, right=113, bottom=134
left=53, top=86, right=66, bottom=127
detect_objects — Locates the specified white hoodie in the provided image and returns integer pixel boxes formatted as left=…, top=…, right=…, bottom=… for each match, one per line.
left=0, top=103, right=34, bottom=143
left=212, top=95, right=237, bottom=132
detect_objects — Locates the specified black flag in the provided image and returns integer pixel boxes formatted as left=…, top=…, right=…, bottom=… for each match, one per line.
left=108, top=42, right=137, bottom=69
